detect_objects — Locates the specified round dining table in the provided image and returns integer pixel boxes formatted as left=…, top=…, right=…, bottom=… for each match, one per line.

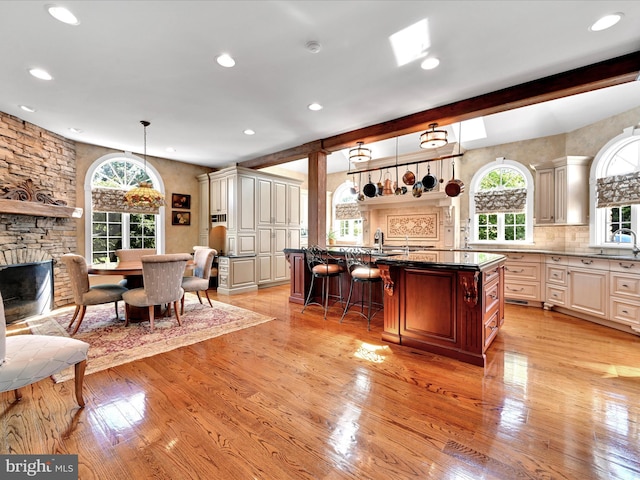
left=88, top=259, right=195, bottom=320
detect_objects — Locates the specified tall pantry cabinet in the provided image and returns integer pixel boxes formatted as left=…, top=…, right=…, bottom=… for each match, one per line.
left=199, top=166, right=302, bottom=293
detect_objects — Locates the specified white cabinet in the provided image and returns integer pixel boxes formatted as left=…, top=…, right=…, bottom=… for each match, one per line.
left=217, top=256, right=257, bottom=295
left=197, top=174, right=209, bottom=246
left=534, top=156, right=591, bottom=225
left=503, top=253, right=542, bottom=305
left=210, top=175, right=227, bottom=216
left=567, top=257, right=608, bottom=319
left=544, top=255, right=568, bottom=308
left=609, top=259, right=640, bottom=331
left=257, top=177, right=287, bottom=225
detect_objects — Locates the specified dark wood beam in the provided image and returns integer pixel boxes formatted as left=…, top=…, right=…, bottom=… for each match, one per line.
left=239, top=50, right=640, bottom=169
left=239, top=140, right=324, bottom=170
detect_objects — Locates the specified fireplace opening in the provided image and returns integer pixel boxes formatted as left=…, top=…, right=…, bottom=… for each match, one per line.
left=0, top=260, right=54, bottom=324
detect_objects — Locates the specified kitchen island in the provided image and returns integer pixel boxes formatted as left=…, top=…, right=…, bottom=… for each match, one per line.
left=285, top=248, right=505, bottom=367
left=375, top=251, right=505, bottom=367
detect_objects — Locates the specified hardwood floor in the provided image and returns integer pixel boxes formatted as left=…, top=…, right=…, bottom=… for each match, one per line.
left=2, top=285, right=640, bottom=479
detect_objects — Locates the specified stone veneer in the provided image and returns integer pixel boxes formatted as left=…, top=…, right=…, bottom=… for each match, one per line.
left=0, top=112, right=78, bottom=308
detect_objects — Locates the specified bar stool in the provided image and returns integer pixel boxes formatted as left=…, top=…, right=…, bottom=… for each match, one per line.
left=301, top=245, right=345, bottom=319
left=340, top=248, right=383, bottom=330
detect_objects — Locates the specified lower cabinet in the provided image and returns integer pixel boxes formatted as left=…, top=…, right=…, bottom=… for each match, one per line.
left=503, top=253, right=542, bottom=305
left=609, top=260, right=640, bottom=331
left=567, top=257, right=609, bottom=319
left=217, top=256, right=258, bottom=295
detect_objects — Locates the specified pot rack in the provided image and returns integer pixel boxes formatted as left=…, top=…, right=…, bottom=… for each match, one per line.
left=345, top=152, right=464, bottom=177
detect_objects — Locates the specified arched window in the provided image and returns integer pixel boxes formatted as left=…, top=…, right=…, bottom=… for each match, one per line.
left=590, top=125, right=640, bottom=248
left=469, top=158, right=534, bottom=244
left=332, top=181, right=362, bottom=243
left=84, top=153, right=165, bottom=263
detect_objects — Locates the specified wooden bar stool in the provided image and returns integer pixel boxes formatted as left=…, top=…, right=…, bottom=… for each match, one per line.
left=340, top=248, right=383, bottom=330
left=301, top=246, right=345, bottom=319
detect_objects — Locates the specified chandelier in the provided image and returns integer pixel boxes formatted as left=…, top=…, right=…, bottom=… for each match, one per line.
left=420, top=123, right=448, bottom=149
left=349, top=141, right=372, bottom=163
left=124, top=121, right=165, bottom=209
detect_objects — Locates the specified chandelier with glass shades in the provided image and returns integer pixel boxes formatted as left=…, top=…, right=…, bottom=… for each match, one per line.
left=420, top=123, right=448, bottom=149
left=349, top=141, right=372, bottom=163
left=124, top=121, right=165, bottom=209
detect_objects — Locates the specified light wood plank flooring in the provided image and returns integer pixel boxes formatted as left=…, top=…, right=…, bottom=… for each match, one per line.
left=2, top=285, right=640, bottom=479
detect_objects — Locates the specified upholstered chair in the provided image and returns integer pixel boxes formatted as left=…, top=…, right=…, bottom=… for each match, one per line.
left=122, top=253, right=191, bottom=332
left=0, top=292, right=89, bottom=407
left=115, top=248, right=157, bottom=288
left=181, top=248, right=217, bottom=314
left=61, top=253, right=128, bottom=335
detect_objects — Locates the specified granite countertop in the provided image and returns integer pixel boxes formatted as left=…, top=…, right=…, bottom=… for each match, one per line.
left=373, top=250, right=506, bottom=271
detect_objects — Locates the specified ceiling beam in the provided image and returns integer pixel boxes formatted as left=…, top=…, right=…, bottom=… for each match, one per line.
left=240, top=50, right=640, bottom=169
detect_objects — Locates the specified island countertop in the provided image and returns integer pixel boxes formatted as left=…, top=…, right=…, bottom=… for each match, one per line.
left=373, top=250, right=505, bottom=271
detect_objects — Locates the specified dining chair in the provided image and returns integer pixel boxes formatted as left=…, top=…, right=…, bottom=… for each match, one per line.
left=115, top=248, right=157, bottom=288
left=301, top=245, right=345, bottom=319
left=181, top=247, right=217, bottom=314
left=122, top=253, right=192, bottom=332
left=61, top=253, right=129, bottom=335
left=0, top=292, right=89, bottom=407
left=340, top=248, right=383, bottom=330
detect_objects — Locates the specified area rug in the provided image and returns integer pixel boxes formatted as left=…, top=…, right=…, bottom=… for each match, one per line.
left=25, top=294, right=275, bottom=383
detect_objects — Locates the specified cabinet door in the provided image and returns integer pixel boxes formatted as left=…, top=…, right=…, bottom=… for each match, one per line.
left=273, top=181, right=287, bottom=225
left=569, top=267, right=608, bottom=318
left=535, top=168, right=554, bottom=224
left=238, top=176, right=256, bottom=231
left=288, top=184, right=301, bottom=226
left=210, top=177, right=227, bottom=214
left=554, top=165, right=567, bottom=224
left=257, top=178, right=272, bottom=224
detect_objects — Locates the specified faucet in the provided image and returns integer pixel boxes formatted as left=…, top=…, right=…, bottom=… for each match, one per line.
left=611, top=228, right=640, bottom=257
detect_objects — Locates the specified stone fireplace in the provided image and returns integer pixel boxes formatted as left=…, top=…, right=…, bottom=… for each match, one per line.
left=1, top=112, right=79, bottom=320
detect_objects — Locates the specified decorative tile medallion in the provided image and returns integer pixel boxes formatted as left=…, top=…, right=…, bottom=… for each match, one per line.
left=387, top=213, right=439, bottom=239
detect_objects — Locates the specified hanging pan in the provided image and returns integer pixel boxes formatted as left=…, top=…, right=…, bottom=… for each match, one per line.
left=422, top=162, right=438, bottom=191
left=444, top=161, right=465, bottom=197
left=363, top=173, right=377, bottom=198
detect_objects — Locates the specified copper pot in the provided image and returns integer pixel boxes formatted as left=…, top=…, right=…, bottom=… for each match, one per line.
left=445, top=162, right=465, bottom=197
left=402, top=167, right=415, bottom=186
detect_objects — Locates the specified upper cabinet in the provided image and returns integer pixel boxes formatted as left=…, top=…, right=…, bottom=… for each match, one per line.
left=534, top=156, right=591, bottom=225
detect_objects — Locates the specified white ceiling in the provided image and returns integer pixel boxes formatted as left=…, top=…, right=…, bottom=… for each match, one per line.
left=2, top=1, right=640, bottom=175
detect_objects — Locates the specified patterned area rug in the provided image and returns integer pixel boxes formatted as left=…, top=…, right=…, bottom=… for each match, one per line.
left=26, top=294, right=275, bottom=383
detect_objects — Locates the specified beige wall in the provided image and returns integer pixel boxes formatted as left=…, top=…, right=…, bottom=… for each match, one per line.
left=74, top=142, right=211, bottom=257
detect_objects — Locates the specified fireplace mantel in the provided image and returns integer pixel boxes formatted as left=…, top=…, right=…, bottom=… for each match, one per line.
left=0, top=198, right=83, bottom=218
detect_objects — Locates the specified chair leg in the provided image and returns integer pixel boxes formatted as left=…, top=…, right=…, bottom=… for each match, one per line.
left=14, top=388, right=22, bottom=402
left=173, top=301, right=183, bottom=326
left=114, top=301, right=120, bottom=320
left=301, top=275, right=317, bottom=313
left=74, top=359, right=87, bottom=407
left=68, top=305, right=81, bottom=329
left=340, top=280, right=355, bottom=324
left=180, top=294, right=185, bottom=315
left=148, top=306, right=155, bottom=332
left=203, top=290, right=213, bottom=307
left=196, top=292, right=203, bottom=304
left=70, top=306, right=87, bottom=336
left=124, top=304, right=130, bottom=327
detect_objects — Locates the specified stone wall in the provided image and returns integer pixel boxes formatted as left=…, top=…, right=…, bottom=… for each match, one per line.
left=0, top=112, right=77, bottom=307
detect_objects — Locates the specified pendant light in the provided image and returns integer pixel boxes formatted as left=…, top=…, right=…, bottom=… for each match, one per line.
left=420, top=123, right=448, bottom=149
left=124, top=121, right=165, bottom=209
left=349, top=141, right=372, bottom=163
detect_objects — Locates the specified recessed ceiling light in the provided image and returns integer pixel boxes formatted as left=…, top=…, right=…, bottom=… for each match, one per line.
left=19, top=105, right=36, bottom=113
left=244, top=129, right=255, bottom=135
left=308, top=103, right=323, bottom=111
left=216, top=53, right=236, bottom=68
left=589, top=13, right=623, bottom=31
left=420, top=57, right=440, bottom=70
left=46, top=5, right=80, bottom=25
left=29, top=68, right=53, bottom=80
left=69, top=127, right=83, bottom=134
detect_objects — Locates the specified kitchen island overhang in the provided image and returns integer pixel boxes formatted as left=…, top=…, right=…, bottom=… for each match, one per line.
left=375, top=251, right=506, bottom=367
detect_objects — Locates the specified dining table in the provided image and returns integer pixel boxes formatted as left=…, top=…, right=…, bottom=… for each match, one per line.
left=88, top=259, right=195, bottom=320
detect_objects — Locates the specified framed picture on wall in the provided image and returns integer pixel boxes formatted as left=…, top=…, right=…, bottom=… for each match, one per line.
left=171, top=193, right=191, bottom=209
left=172, top=211, right=191, bottom=226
